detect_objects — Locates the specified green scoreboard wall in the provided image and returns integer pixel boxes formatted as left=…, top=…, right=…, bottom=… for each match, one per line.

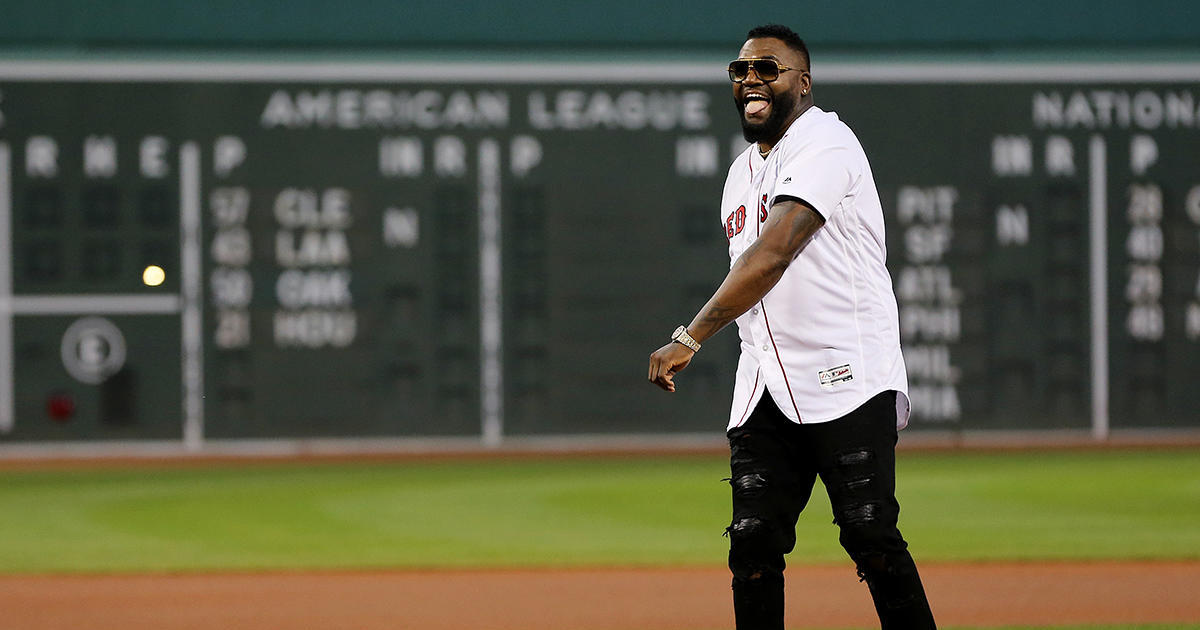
left=1, top=61, right=1198, bottom=444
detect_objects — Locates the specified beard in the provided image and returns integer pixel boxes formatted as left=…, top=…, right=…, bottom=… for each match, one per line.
left=737, top=88, right=797, bottom=143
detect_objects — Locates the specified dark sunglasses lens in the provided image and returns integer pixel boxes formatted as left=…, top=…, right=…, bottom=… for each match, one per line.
left=728, top=61, right=750, bottom=81
left=754, top=60, right=780, bottom=81
left=729, top=60, right=781, bottom=82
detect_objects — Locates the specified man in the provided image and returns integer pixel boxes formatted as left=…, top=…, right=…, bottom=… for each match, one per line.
left=647, top=24, right=937, bottom=630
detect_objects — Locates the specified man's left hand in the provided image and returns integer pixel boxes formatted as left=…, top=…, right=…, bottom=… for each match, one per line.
left=648, top=342, right=695, bottom=392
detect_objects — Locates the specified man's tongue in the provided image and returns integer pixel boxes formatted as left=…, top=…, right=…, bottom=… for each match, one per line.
left=746, top=100, right=769, bottom=116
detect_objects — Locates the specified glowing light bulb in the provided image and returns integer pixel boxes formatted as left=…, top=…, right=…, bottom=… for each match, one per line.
left=143, top=265, right=166, bottom=287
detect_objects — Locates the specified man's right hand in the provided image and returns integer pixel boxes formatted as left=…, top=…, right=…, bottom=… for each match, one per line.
left=648, top=342, right=695, bottom=392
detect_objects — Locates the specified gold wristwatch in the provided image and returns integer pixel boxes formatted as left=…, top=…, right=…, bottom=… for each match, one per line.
left=671, top=326, right=701, bottom=352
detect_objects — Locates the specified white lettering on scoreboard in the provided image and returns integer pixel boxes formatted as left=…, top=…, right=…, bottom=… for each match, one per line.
left=260, top=89, right=510, bottom=130
left=205, top=136, right=255, bottom=351
left=527, top=90, right=710, bottom=131
left=272, top=187, right=357, bottom=348
left=258, top=89, right=713, bottom=132
left=1125, top=183, right=1165, bottom=341
left=676, top=136, right=719, bottom=177
left=383, top=207, right=419, bottom=248
left=896, top=185, right=963, bottom=423
left=84, top=136, right=118, bottom=178
left=209, top=184, right=253, bottom=349
left=202, top=134, right=421, bottom=353
left=25, top=136, right=58, bottom=177
left=213, top=136, right=246, bottom=177
left=1188, top=184, right=1200, bottom=341
left=140, top=136, right=170, bottom=178
left=1032, top=90, right=1200, bottom=130
left=1044, top=135, right=1076, bottom=176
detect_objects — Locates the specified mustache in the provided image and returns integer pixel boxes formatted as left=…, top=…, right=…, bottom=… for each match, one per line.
left=735, top=90, right=794, bottom=143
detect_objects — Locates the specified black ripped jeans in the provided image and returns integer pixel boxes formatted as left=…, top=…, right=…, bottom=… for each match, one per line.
left=726, top=390, right=936, bottom=630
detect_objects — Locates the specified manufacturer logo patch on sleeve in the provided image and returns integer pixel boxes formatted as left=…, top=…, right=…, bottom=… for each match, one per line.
left=818, top=364, right=853, bottom=389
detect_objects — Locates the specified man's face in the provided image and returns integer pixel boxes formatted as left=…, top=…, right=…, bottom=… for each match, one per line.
left=732, top=37, right=810, bottom=143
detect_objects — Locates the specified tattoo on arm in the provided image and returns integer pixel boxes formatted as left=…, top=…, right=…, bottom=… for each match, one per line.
left=785, top=207, right=822, bottom=255
left=686, top=201, right=824, bottom=342
left=698, top=303, right=739, bottom=327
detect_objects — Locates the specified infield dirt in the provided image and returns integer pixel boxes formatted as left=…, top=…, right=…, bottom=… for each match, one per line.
left=3, top=560, right=1198, bottom=629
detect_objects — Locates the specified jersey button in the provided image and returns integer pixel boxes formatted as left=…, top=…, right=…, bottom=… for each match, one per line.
left=751, top=308, right=759, bottom=316
left=761, top=344, right=769, bottom=352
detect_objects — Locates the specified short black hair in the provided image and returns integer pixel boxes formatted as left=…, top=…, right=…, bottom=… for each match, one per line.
left=746, top=24, right=809, bottom=68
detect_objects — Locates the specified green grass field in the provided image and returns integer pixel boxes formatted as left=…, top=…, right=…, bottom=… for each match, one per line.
left=1, top=448, right=1198, bottom=575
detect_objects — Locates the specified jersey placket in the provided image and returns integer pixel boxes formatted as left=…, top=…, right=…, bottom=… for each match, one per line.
left=742, top=155, right=794, bottom=419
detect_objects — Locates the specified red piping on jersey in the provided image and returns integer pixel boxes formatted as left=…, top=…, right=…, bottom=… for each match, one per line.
left=760, top=304, right=804, bottom=423
left=736, top=369, right=761, bottom=426
left=753, top=154, right=762, bottom=238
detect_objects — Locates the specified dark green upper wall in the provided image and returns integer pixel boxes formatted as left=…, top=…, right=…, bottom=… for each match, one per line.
left=2, top=0, right=1198, bottom=53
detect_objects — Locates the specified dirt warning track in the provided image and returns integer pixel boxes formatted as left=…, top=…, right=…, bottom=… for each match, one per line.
left=3, top=560, right=1198, bottom=629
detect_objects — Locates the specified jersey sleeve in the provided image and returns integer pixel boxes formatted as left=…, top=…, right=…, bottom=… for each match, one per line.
left=770, top=140, right=855, bottom=220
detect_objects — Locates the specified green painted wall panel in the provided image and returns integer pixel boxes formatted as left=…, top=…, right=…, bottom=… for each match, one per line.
left=2, top=62, right=1198, bottom=442
left=0, top=1, right=1198, bottom=51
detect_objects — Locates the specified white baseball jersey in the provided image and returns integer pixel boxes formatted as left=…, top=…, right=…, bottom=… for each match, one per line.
left=720, top=106, right=910, bottom=430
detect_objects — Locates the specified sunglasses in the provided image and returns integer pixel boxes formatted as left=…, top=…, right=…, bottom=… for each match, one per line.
left=727, top=58, right=797, bottom=83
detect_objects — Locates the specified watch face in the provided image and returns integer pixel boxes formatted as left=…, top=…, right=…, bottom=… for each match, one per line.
left=672, top=326, right=685, bottom=339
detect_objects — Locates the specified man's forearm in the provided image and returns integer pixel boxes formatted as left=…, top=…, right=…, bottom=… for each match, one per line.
left=686, top=239, right=792, bottom=343
left=683, top=200, right=825, bottom=344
